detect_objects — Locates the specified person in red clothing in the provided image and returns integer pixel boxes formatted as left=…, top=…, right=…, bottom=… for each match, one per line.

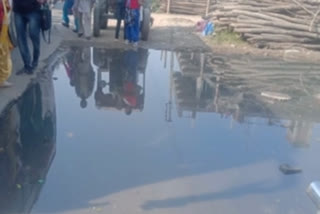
left=121, top=49, right=142, bottom=115
left=124, top=0, right=143, bottom=46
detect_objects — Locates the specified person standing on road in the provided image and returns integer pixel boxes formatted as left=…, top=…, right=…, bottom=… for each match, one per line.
left=62, top=0, right=79, bottom=32
left=73, top=0, right=94, bottom=40
left=0, top=0, right=12, bottom=87
left=115, top=0, right=126, bottom=40
left=13, top=0, right=46, bottom=75
left=124, top=0, right=142, bottom=46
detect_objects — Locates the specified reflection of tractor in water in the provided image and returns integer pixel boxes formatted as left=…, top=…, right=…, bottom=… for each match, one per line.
left=93, top=0, right=151, bottom=40
left=93, top=48, right=149, bottom=114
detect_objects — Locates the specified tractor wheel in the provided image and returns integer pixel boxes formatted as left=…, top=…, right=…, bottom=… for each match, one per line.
left=100, top=4, right=109, bottom=29
left=93, top=6, right=101, bottom=37
left=141, top=8, right=151, bottom=41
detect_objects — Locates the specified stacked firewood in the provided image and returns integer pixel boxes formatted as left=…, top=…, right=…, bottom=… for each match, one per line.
left=210, top=0, right=320, bottom=50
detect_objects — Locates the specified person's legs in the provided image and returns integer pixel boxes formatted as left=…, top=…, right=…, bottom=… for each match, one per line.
left=14, top=12, right=32, bottom=71
left=74, top=15, right=79, bottom=32
left=115, top=17, right=121, bottom=39
left=62, top=0, right=70, bottom=26
left=125, top=22, right=132, bottom=43
left=119, top=6, right=126, bottom=40
left=123, top=20, right=127, bottom=40
left=131, top=9, right=140, bottom=43
left=78, top=12, right=84, bottom=37
left=28, top=11, right=41, bottom=69
left=83, top=12, right=91, bottom=39
left=124, top=8, right=132, bottom=42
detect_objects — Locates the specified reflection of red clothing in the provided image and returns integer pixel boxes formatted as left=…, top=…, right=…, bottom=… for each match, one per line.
left=63, top=61, right=72, bottom=78
left=123, top=82, right=137, bottom=107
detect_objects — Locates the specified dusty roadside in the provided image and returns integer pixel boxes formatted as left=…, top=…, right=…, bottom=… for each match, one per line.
left=61, top=13, right=209, bottom=51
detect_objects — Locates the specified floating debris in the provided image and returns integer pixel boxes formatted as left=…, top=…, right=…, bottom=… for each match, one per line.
left=261, top=92, right=291, bottom=101
left=279, top=164, right=302, bottom=175
left=307, top=181, right=320, bottom=210
left=67, top=132, right=74, bottom=138
left=38, top=179, right=45, bottom=184
left=16, top=184, right=22, bottom=189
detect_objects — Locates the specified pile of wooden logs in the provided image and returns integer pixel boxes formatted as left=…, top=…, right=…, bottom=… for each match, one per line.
left=210, top=0, right=320, bottom=50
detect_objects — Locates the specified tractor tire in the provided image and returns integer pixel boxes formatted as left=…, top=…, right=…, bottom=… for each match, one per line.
left=100, top=4, right=109, bottom=29
left=100, top=17, right=108, bottom=29
left=141, top=8, right=151, bottom=41
left=93, top=6, right=101, bottom=37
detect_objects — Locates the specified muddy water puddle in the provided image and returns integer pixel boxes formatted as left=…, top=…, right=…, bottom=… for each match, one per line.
left=1, top=47, right=320, bottom=214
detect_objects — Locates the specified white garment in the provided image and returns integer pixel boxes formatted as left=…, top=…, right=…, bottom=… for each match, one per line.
left=78, top=0, right=93, bottom=13
left=78, top=12, right=92, bottom=37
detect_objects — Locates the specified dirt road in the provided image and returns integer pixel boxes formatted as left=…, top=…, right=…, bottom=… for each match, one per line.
left=60, top=13, right=208, bottom=51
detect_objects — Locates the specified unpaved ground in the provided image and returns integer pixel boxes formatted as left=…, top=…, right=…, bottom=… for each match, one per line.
left=60, top=13, right=209, bottom=51
left=88, top=12, right=320, bottom=62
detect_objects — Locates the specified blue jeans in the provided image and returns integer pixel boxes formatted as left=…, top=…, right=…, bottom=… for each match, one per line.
left=63, top=0, right=78, bottom=29
left=14, top=11, right=41, bottom=69
left=125, top=9, right=140, bottom=43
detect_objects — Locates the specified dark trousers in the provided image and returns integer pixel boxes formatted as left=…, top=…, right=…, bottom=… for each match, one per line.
left=115, top=18, right=126, bottom=39
left=115, top=3, right=125, bottom=39
left=14, top=11, right=41, bottom=69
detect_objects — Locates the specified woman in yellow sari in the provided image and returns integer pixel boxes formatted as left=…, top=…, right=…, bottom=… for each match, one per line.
left=0, top=0, right=12, bottom=88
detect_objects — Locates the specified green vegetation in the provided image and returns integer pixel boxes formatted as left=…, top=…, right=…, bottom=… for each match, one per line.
left=210, top=30, right=246, bottom=46
left=151, top=0, right=161, bottom=12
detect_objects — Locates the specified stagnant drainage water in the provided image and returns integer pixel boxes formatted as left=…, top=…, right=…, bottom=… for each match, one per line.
left=1, top=47, right=320, bottom=214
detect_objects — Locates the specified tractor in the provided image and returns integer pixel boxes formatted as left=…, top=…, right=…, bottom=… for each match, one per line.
left=93, top=0, right=151, bottom=41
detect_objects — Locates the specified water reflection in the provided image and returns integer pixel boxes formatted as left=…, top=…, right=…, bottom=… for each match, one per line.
left=63, top=48, right=148, bottom=114
left=169, top=51, right=320, bottom=147
left=0, top=71, right=56, bottom=214
left=63, top=47, right=95, bottom=109
left=2, top=47, right=320, bottom=213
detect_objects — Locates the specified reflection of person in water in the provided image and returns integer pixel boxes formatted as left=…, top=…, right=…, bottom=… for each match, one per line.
left=122, top=49, right=142, bottom=115
left=94, top=49, right=144, bottom=115
left=71, top=47, right=95, bottom=108
left=95, top=50, right=124, bottom=110
left=0, top=75, right=56, bottom=213
left=63, top=47, right=79, bottom=87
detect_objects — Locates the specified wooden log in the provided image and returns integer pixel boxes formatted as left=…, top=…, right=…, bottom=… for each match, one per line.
left=263, top=12, right=311, bottom=25
left=235, top=15, right=320, bottom=32
left=245, top=33, right=314, bottom=43
left=267, top=42, right=320, bottom=50
left=233, top=26, right=320, bottom=39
